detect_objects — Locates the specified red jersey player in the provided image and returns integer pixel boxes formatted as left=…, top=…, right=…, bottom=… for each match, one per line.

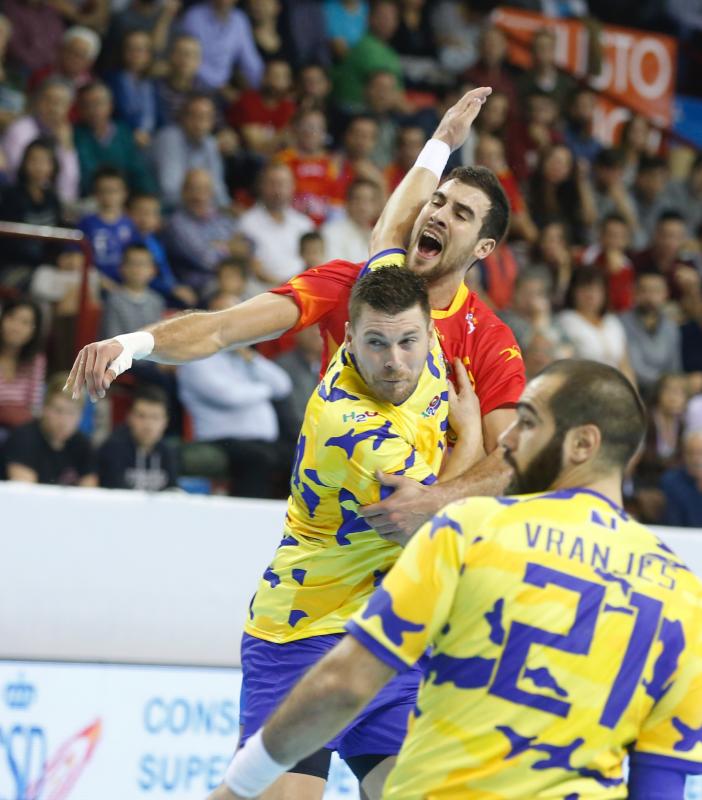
left=67, top=86, right=525, bottom=539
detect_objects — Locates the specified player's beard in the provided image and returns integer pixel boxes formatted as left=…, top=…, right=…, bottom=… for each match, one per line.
left=504, top=431, right=565, bottom=495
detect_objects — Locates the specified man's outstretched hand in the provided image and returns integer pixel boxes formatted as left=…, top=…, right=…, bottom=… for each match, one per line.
left=360, top=470, right=444, bottom=546
left=63, top=339, right=124, bottom=402
left=433, top=86, right=492, bottom=153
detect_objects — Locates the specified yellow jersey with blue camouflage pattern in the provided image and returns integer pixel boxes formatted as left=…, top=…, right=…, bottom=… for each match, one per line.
left=347, top=489, right=702, bottom=799
left=245, top=250, right=449, bottom=644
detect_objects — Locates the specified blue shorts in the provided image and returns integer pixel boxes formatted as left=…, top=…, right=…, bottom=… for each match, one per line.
left=239, top=632, right=422, bottom=760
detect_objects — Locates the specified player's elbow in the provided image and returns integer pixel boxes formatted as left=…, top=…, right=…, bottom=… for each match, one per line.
left=314, top=664, right=372, bottom=714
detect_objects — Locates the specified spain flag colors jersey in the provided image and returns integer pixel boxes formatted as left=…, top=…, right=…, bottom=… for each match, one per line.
left=347, top=490, right=702, bottom=799
left=270, top=256, right=525, bottom=416
left=245, top=252, right=449, bottom=644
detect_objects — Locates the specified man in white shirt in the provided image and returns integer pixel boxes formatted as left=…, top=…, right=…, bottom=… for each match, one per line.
left=238, top=162, right=314, bottom=286
left=321, top=178, right=382, bottom=264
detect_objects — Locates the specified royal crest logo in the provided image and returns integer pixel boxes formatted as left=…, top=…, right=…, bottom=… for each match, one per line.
left=465, top=312, right=477, bottom=334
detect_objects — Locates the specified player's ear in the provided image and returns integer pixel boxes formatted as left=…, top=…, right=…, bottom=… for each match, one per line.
left=474, top=237, right=496, bottom=261
left=344, top=320, right=353, bottom=350
left=564, top=424, right=601, bottom=465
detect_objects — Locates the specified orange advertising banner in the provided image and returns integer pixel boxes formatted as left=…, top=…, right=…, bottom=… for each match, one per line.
left=493, top=7, right=677, bottom=145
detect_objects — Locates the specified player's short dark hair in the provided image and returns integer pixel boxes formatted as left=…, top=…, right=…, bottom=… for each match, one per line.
left=132, top=384, right=169, bottom=411
left=538, top=359, right=647, bottom=470
left=445, top=166, right=510, bottom=244
left=349, top=266, right=430, bottom=326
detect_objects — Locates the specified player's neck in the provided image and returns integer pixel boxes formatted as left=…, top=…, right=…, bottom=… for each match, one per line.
left=427, top=271, right=466, bottom=310
left=551, top=468, right=624, bottom=510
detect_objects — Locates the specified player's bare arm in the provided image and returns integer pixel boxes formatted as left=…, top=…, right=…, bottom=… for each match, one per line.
left=210, top=637, right=394, bottom=800
left=64, top=292, right=300, bottom=401
left=360, top=406, right=515, bottom=541
left=369, top=85, right=491, bottom=254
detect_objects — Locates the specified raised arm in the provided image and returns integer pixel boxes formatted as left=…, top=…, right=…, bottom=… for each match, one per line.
left=369, top=86, right=492, bottom=255
left=65, top=292, right=300, bottom=401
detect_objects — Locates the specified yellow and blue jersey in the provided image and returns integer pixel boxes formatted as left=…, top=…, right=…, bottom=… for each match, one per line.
left=347, top=489, right=702, bottom=799
left=245, top=251, right=449, bottom=643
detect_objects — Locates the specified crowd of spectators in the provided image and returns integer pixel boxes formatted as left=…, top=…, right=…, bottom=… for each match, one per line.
left=0, top=0, right=701, bottom=525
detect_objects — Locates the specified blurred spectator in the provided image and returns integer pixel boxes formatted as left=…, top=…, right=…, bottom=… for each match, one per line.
left=180, top=0, right=264, bottom=93
left=29, top=25, right=100, bottom=100
left=0, top=14, right=25, bottom=133
left=590, top=147, right=638, bottom=231
left=297, top=62, right=333, bottom=114
left=335, top=114, right=385, bottom=196
left=619, top=271, right=681, bottom=396
left=280, top=0, right=331, bottom=69
left=384, top=124, right=425, bottom=192
left=4, top=0, right=65, bottom=76
left=227, top=58, right=295, bottom=158
left=557, top=265, right=634, bottom=380
left=665, top=153, right=702, bottom=237
left=563, top=86, right=601, bottom=166
left=530, top=220, right=575, bottom=307
left=324, top=0, right=369, bottom=60
left=107, top=29, right=158, bottom=147
left=522, top=330, right=558, bottom=380
left=177, top=292, right=292, bottom=498
left=127, top=192, right=197, bottom=307
left=475, top=134, right=538, bottom=244
left=163, top=167, right=239, bottom=295
left=475, top=242, right=520, bottom=312
left=629, top=156, right=675, bottom=250
left=238, top=161, right=313, bottom=285
left=98, top=384, right=178, bottom=491
left=248, top=0, right=294, bottom=64
left=363, top=69, right=405, bottom=168
left=44, top=0, right=110, bottom=35
left=103, top=0, right=181, bottom=68
left=274, top=325, right=323, bottom=439
left=30, top=244, right=100, bottom=372
left=430, top=0, right=484, bottom=76
left=4, top=372, right=97, bottom=487
left=464, top=90, right=511, bottom=167
left=634, top=373, right=687, bottom=522
left=661, top=430, right=702, bottom=527
left=519, top=89, right=564, bottom=178
left=78, top=166, right=138, bottom=286
left=516, top=27, right=577, bottom=116
left=152, top=92, right=229, bottom=210
left=154, top=35, right=207, bottom=127
left=212, top=256, right=249, bottom=301
left=332, top=0, right=402, bottom=111
left=100, top=244, right=165, bottom=339
left=528, top=144, right=596, bottom=246
left=499, top=266, right=571, bottom=354
left=0, top=297, right=46, bottom=436
left=632, top=211, right=700, bottom=302
left=299, top=230, right=326, bottom=270
left=321, top=178, right=381, bottom=263
left=0, top=138, right=64, bottom=281
left=463, top=26, right=518, bottom=109
left=391, top=0, right=438, bottom=90
left=2, top=78, right=79, bottom=204
left=579, top=213, right=635, bottom=312
left=276, top=107, right=341, bottom=225
left=74, top=80, right=155, bottom=195
left=617, top=114, right=656, bottom=187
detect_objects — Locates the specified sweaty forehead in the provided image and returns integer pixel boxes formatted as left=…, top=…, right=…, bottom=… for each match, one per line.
left=355, top=305, right=426, bottom=333
left=437, top=180, right=491, bottom=217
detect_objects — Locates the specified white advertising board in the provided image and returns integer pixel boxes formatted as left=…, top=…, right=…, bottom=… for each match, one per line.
left=0, top=660, right=359, bottom=800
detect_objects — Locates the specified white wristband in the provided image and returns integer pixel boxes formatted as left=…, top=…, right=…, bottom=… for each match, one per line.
left=415, top=138, right=451, bottom=179
left=224, top=729, right=292, bottom=797
left=108, top=331, right=155, bottom=378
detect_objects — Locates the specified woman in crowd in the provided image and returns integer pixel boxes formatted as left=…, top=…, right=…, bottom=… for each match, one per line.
left=0, top=297, right=45, bottom=439
left=557, top=265, right=635, bottom=381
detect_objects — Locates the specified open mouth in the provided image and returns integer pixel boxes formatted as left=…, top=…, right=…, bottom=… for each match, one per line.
left=417, top=230, right=443, bottom=259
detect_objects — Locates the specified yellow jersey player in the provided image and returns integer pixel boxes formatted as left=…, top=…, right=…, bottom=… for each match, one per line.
left=222, top=360, right=702, bottom=800
left=214, top=262, right=482, bottom=800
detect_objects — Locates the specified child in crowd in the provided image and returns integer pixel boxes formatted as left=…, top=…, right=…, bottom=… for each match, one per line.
left=299, top=230, right=325, bottom=271
left=78, top=167, right=138, bottom=289
left=127, top=192, right=197, bottom=307
left=100, top=244, right=163, bottom=340
left=30, top=243, right=101, bottom=371
left=215, top=257, right=249, bottom=301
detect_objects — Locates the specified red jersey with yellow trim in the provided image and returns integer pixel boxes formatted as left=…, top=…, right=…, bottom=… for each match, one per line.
left=270, top=257, right=525, bottom=416
left=276, top=148, right=342, bottom=225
